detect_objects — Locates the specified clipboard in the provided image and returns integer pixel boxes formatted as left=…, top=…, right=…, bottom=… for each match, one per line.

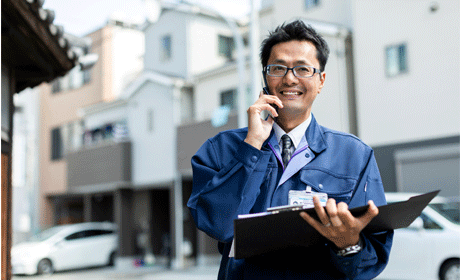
left=233, top=190, right=440, bottom=259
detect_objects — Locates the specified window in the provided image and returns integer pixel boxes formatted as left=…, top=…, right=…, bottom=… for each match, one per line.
left=305, top=0, right=320, bottom=9
left=420, top=213, right=442, bottom=230
left=161, top=35, right=172, bottom=61
left=51, top=79, right=61, bottom=93
left=65, top=231, right=87, bottom=241
left=51, top=65, right=92, bottom=94
left=386, top=44, right=407, bottom=77
left=218, top=35, right=234, bottom=60
left=85, top=229, right=114, bottom=237
left=220, top=89, right=236, bottom=110
left=51, top=127, right=63, bottom=160
left=83, top=67, right=92, bottom=84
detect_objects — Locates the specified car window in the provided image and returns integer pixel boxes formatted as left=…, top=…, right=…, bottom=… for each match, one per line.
left=65, top=230, right=88, bottom=241
left=85, top=229, right=114, bottom=237
left=429, top=202, right=460, bottom=225
left=65, top=229, right=114, bottom=241
left=420, top=213, right=442, bottom=230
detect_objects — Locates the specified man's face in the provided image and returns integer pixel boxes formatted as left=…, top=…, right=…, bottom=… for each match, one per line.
left=266, top=40, right=326, bottom=121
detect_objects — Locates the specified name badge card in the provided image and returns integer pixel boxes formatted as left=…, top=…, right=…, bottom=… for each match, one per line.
left=289, top=186, right=327, bottom=207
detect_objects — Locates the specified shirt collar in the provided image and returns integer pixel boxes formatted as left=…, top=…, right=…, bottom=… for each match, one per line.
left=273, top=114, right=312, bottom=149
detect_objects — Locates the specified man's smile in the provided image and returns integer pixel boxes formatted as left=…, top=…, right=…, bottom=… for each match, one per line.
left=280, top=90, right=303, bottom=96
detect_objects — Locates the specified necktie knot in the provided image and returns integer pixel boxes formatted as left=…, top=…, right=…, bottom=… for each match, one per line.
left=281, top=134, right=292, bottom=168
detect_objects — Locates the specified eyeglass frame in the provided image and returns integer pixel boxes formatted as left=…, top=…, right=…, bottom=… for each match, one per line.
left=264, top=64, right=322, bottom=78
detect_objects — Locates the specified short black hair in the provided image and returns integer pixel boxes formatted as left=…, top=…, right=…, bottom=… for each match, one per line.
left=260, top=20, right=330, bottom=72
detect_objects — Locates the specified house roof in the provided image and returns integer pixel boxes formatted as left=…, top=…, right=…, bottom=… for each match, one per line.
left=1, top=0, right=87, bottom=92
left=79, top=71, right=185, bottom=117
left=119, top=71, right=185, bottom=100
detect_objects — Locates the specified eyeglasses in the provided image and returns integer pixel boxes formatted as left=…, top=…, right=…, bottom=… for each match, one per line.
left=265, top=64, right=321, bottom=78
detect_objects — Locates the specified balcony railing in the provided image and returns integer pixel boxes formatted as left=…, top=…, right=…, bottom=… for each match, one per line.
left=176, top=114, right=238, bottom=175
left=66, top=140, right=131, bottom=192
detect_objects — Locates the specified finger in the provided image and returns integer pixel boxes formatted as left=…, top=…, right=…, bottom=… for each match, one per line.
left=249, top=103, right=278, bottom=117
left=336, top=202, right=355, bottom=227
left=260, top=95, right=283, bottom=108
left=326, top=199, right=343, bottom=227
left=299, top=211, right=326, bottom=233
left=358, top=200, right=379, bottom=227
left=313, top=196, right=330, bottom=226
left=262, top=104, right=279, bottom=117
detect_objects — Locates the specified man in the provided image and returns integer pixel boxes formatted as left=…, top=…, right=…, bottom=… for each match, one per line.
left=188, top=20, right=393, bottom=279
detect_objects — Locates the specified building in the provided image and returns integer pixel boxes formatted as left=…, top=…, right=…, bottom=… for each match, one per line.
left=66, top=2, right=245, bottom=268
left=183, top=0, right=459, bottom=261
left=2, top=0, right=82, bottom=278
left=35, top=15, right=144, bottom=269
left=28, top=0, right=459, bottom=272
left=236, top=0, right=460, bottom=196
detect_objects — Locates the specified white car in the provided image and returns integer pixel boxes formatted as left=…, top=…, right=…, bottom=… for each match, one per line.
left=12, top=222, right=118, bottom=275
left=377, top=193, right=460, bottom=280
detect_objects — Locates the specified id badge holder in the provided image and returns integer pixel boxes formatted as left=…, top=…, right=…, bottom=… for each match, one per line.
left=289, top=186, right=328, bottom=208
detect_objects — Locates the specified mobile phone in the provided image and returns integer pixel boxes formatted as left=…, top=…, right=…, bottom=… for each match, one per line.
left=263, top=86, right=279, bottom=115
left=263, top=86, right=270, bottom=95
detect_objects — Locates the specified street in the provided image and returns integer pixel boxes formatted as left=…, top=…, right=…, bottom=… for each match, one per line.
left=12, top=265, right=220, bottom=280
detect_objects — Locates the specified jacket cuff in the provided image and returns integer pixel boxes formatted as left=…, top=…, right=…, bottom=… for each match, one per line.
left=234, top=140, right=269, bottom=169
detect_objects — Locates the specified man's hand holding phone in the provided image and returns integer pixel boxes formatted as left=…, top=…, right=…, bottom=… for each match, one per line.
left=244, top=90, right=283, bottom=150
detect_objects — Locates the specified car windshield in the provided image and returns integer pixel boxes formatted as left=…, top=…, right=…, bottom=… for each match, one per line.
left=29, top=226, right=67, bottom=242
left=429, top=201, right=460, bottom=225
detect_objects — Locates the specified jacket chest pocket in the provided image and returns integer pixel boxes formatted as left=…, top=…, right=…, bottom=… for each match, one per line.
left=298, top=169, right=356, bottom=204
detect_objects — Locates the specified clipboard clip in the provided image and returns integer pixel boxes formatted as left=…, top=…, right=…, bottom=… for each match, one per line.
left=267, top=204, right=309, bottom=214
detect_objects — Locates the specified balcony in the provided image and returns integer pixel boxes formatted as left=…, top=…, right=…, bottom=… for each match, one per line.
left=176, top=114, right=238, bottom=176
left=66, top=140, right=131, bottom=192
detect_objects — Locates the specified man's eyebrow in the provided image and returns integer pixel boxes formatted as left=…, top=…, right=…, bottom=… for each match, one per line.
left=271, top=59, right=310, bottom=65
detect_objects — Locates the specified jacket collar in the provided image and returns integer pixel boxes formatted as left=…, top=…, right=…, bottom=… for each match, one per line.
left=305, top=114, right=327, bottom=154
left=262, top=114, right=327, bottom=154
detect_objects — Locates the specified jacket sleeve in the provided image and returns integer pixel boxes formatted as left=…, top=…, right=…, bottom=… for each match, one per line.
left=329, top=150, right=394, bottom=280
left=187, top=137, right=272, bottom=243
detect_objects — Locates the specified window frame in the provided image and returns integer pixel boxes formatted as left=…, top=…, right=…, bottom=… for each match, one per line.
left=218, top=35, right=234, bottom=60
left=160, top=34, right=172, bottom=61
left=305, top=0, right=320, bottom=10
left=385, top=43, right=408, bottom=77
left=220, top=88, right=237, bottom=111
left=51, top=127, right=63, bottom=161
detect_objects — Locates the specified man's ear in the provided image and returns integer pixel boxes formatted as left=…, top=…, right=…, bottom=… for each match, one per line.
left=318, top=72, right=326, bottom=92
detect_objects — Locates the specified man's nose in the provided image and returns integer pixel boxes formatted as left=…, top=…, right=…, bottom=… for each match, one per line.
left=283, top=68, right=299, bottom=85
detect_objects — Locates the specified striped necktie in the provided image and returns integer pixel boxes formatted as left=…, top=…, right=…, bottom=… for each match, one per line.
left=281, top=134, right=293, bottom=168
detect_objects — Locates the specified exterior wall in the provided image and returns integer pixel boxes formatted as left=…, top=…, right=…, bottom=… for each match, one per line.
left=144, top=9, right=233, bottom=80
left=188, top=16, right=234, bottom=77
left=128, top=82, right=176, bottom=186
left=268, top=0, right=353, bottom=30
left=352, top=0, right=460, bottom=146
left=194, top=64, right=251, bottom=122
left=111, top=27, right=145, bottom=99
left=144, top=11, right=188, bottom=78
left=12, top=88, right=40, bottom=244
left=373, top=136, right=460, bottom=194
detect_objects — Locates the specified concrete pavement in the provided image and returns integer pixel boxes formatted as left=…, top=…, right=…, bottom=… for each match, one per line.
left=13, top=264, right=220, bottom=280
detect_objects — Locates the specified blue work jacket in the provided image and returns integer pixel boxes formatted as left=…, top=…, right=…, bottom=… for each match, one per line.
left=188, top=115, right=393, bottom=280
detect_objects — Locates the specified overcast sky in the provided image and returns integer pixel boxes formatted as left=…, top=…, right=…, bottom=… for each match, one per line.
left=43, top=0, right=256, bottom=37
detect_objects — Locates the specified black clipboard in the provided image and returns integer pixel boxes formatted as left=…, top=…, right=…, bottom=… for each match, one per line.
left=233, top=190, right=440, bottom=259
